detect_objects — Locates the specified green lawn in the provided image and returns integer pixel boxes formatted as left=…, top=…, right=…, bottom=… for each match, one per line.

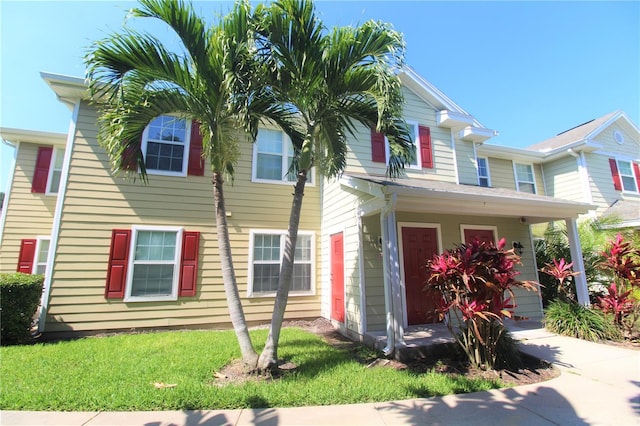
left=1, top=327, right=502, bottom=411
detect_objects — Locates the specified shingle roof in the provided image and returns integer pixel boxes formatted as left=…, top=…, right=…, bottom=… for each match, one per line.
left=603, top=200, right=640, bottom=223
left=527, top=110, right=621, bottom=152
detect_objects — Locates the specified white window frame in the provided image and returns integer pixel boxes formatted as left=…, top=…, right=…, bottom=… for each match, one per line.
left=33, top=236, right=51, bottom=275
left=616, top=158, right=639, bottom=193
left=45, top=147, right=64, bottom=195
left=247, top=229, right=315, bottom=297
left=477, top=157, right=491, bottom=187
left=379, top=121, right=421, bottom=169
left=124, top=226, right=183, bottom=302
left=514, top=162, right=537, bottom=194
left=141, top=115, right=191, bottom=177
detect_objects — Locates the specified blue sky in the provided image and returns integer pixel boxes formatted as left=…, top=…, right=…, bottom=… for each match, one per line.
left=1, top=1, right=639, bottom=192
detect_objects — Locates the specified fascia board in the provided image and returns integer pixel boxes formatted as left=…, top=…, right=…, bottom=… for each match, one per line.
left=476, top=144, right=546, bottom=163
left=584, top=110, right=640, bottom=140
left=0, top=127, right=67, bottom=146
left=339, top=175, right=385, bottom=198
left=41, top=72, right=89, bottom=109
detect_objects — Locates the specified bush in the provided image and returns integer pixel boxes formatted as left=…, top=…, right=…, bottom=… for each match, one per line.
left=0, top=273, right=44, bottom=345
left=544, top=300, right=620, bottom=342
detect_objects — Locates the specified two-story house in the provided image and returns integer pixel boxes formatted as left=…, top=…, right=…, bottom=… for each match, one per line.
left=0, top=68, right=592, bottom=354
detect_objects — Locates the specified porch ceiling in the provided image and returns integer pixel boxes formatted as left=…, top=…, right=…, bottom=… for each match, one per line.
left=342, top=173, right=594, bottom=223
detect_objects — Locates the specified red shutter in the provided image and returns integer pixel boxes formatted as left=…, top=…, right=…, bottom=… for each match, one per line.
left=419, top=125, right=433, bottom=169
left=633, top=162, right=640, bottom=192
left=31, top=146, right=53, bottom=193
left=120, top=144, right=139, bottom=172
left=371, top=129, right=386, bottom=163
left=179, top=231, right=200, bottom=297
left=609, top=158, right=622, bottom=191
left=17, top=239, right=37, bottom=273
left=105, top=229, right=131, bottom=299
left=188, top=121, right=205, bottom=176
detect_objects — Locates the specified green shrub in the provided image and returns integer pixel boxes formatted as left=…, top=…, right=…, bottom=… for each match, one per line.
left=544, top=300, right=620, bottom=342
left=0, top=273, right=44, bottom=345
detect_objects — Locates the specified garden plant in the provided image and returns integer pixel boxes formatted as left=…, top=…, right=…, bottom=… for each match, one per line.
left=425, top=238, right=537, bottom=370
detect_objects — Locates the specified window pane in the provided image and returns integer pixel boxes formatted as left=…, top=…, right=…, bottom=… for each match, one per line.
left=253, top=264, right=279, bottom=293
left=254, top=234, right=280, bottom=261
left=49, top=171, right=61, bottom=193
left=135, top=231, right=176, bottom=261
left=38, top=240, right=50, bottom=264
left=257, top=154, right=283, bottom=180
left=622, top=176, right=637, bottom=192
left=519, top=182, right=535, bottom=194
left=295, top=235, right=311, bottom=261
left=479, top=177, right=489, bottom=187
left=618, top=161, right=632, bottom=176
left=409, top=124, right=418, bottom=166
left=292, top=264, right=311, bottom=291
left=131, top=264, right=174, bottom=296
left=257, top=129, right=283, bottom=154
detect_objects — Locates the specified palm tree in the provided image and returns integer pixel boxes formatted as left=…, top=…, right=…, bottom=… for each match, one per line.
left=85, top=0, right=301, bottom=368
left=253, top=0, right=414, bottom=370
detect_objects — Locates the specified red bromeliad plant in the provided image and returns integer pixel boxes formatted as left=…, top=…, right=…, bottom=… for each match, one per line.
left=596, top=234, right=640, bottom=335
left=426, top=238, right=537, bottom=370
left=540, top=258, right=580, bottom=302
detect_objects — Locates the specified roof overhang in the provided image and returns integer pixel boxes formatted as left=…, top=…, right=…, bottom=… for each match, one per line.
left=0, top=127, right=67, bottom=146
left=476, top=144, right=546, bottom=163
left=41, top=72, right=89, bottom=110
left=459, top=126, right=498, bottom=143
left=341, top=173, right=593, bottom=223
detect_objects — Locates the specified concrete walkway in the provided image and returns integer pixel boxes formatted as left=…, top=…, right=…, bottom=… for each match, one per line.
left=2, top=327, right=639, bottom=425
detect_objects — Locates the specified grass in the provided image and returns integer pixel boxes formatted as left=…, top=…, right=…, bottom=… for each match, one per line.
left=0, top=327, right=505, bottom=411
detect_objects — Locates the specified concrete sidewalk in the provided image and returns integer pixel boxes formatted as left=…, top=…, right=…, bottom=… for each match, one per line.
left=2, top=328, right=639, bottom=425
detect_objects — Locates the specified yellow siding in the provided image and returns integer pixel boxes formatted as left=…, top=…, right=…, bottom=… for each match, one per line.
left=542, top=158, right=582, bottom=201
left=456, top=141, right=479, bottom=185
left=45, top=101, right=321, bottom=332
left=487, top=157, right=517, bottom=190
left=0, top=142, right=57, bottom=272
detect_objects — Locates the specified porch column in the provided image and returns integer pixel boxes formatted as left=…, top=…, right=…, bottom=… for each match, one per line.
left=565, top=217, right=590, bottom=306
left=386, top=211, right=405, bottom=347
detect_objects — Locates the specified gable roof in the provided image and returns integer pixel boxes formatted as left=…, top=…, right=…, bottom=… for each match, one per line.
left=527, top=110, right=639, bottom=152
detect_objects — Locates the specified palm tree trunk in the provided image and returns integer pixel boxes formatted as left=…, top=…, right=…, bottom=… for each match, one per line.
left=212, top=171, right=258, bottom=368
left=258, top=170, right=308, bottom=370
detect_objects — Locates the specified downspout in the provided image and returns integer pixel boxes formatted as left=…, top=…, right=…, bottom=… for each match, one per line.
left=356, top=213, right=367, bottom=336
left=450, top=129, right=459, bottom=184
left=0, top=138, right=17, bottom=246
left=381, top=193, right=397, bottom=355
left=37, top=100, right=80, bottom=333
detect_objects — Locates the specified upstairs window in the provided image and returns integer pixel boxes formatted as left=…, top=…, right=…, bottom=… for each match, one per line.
left=477, top=157, right=490, bottom=187
left=248, top=230, right=314, bottom=296
left=142, top=116, right=190, bottom=176
left=514, top=163, right=536, bottom=194
left=32, top=146, right=64, bottom=195
left=371, top=123, right=432, bottom=169
left=252, top=129, right=313, bottom=184
left=615, top=160, right=638, bottom=192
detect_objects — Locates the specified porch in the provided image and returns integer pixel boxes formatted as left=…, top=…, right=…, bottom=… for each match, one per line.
left=363, top=319, right=545, bottom=362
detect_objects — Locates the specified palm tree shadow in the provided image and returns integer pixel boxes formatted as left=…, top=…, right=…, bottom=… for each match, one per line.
left=377, top=385, right=589, bottom=425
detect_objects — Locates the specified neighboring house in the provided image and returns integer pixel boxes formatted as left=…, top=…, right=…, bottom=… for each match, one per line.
left=0, top=67, right=592, bottom=355
left=527, top=110, right=640, bottom=230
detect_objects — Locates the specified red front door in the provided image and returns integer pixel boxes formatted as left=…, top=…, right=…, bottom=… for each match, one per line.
left=331, top=233, right=344, bottom=322
left=463, top=228, right=496, bottom=245
left=402, top=227, right=440, bottom=325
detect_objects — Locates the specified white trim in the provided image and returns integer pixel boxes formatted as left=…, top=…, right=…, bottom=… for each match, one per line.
left=141, top=116, right=191, bottom=178
left=247, top=229, right=316, bottom=297
left=0, top=140, right=18, bottom=246
left=459, top=224, right=498, bottom=245
left=38, top=101, right=80, bottom=332
left=513, top=162, right=537, bottom=194
left=450, top=129, right=459, bottom=184
left=356, top=215, right=367, bottom=335
left=124, top=226, right=183, bottom=302
left=251, top=128, right=316, bottom=186
left=396, top=222, right=442, bottom=328
left=45, top=147, right=64, bottom=195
